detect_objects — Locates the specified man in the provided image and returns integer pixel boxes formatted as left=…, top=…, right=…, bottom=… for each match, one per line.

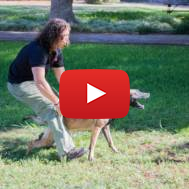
left=7, top=18, right=86, bottom=161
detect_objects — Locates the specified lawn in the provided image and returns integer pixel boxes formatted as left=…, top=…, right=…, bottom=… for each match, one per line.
left=0, top=4, right=189, bottom=34
left=0, top=41, right=189, bottom=188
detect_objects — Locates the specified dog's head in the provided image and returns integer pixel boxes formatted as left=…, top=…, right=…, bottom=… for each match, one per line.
left=130, top=89, right=150, bottom=110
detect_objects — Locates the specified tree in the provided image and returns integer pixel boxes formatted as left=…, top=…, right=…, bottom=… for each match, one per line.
left=50, top=0, right=78, bottom=24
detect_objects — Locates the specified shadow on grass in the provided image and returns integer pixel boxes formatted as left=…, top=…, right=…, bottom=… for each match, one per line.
left=153, top=142, right=189, bottom=165
left=177, top=142, right=189, bottom=150
left=0, top=137, right=59, bottom=162
left=0, top=138, right=30, bottom=161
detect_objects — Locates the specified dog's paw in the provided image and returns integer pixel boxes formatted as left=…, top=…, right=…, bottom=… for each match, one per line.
left=88, top=155, right=95, bottom=161
left=111, top=146, right=119, bottom=153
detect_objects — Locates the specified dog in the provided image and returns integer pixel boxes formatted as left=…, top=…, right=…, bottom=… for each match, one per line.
left=27, top=89, right=150, bottom=161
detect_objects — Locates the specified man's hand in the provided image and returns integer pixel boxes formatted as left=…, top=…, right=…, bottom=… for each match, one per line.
left=54, top=102, right=62, bottom=116
left=32, top=67, right=59, bottom=104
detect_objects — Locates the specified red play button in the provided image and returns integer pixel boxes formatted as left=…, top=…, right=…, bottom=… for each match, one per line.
left=59, top=69, right=130, bottom=119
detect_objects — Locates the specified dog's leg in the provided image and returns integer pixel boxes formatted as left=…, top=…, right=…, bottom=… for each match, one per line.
left=102, top=125, right=119, bottom=153
left=88, top=126, right=102, bottom=161
left=27, top=128, right=54, bottom=154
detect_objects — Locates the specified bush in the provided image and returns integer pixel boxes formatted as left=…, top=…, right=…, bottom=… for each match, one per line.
left=175, top=16, right=189, bottom=34
left=86, top=0, right=120, bottom=4
left=137, top=21, right=173, bottom=34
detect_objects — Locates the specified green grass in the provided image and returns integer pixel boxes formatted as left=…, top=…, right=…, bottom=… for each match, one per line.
left=0, top=41, right=189, bottom=188
left=1, top=128, right=189, bottom=188
left=0, top=5, right=189, bottom=33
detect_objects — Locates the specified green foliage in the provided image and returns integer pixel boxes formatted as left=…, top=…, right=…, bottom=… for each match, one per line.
left=175, top=15, right=189, bottom=34
left=137, top=21, right=173, bottom=34
left=0, top=5, right=189, bottom=33
left=86, top=0, right=120, bottom=4
left=0, top=6, right=48, bottom=31
left=77, top=10, right=155, bottom=20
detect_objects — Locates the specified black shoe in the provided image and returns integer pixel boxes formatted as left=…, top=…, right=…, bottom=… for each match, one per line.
left=66, top=148, right=87, bottom=161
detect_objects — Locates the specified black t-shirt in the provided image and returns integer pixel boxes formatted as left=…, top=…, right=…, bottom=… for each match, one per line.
left=8, top=40, right=64, bottom=84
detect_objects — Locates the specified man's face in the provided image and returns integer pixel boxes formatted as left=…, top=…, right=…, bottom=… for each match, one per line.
left=56, top=28, right=70, bottom=49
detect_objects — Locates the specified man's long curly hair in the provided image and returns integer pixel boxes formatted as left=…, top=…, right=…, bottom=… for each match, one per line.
left=36, top=18, right=70, bottom=51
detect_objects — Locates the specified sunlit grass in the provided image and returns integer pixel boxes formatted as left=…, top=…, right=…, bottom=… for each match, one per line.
left=0, top=128, right=189, bottom=188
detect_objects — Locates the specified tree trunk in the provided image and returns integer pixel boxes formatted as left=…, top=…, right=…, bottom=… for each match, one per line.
left=50, top=0, right=78, bottom=24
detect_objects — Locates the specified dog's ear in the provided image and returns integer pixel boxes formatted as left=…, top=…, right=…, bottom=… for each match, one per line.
left=130, top=89, right=150, bottom=100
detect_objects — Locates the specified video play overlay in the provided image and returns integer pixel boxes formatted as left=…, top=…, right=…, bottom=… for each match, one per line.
left=59, top=69, right=130, bottom=119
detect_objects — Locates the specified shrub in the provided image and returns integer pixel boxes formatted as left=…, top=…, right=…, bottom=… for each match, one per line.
left=175, top=16, right=189, bottom=34
left=86, top=0, right=120, bottom=4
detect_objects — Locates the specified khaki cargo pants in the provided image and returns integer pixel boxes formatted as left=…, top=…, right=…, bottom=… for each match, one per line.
left=7, top=81, right=75, bottom=157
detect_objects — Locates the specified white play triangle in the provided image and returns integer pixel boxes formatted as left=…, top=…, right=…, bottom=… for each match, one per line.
left=87, top=83, right=106, bottom=103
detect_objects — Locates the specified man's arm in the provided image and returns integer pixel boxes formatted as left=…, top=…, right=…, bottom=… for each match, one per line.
left=52, top=67, right=65, bottom=84
left=32, top=67, right=59, bottom=105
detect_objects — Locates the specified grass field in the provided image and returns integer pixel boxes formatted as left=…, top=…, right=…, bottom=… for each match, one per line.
left=0, top=41, right=189, bottom=188
left=0, top=5, right=189, bottom=34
